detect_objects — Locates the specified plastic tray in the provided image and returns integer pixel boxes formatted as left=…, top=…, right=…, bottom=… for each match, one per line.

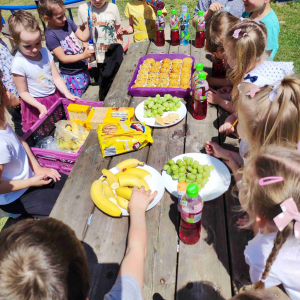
left=23, top=98, right=103, bottom=175
left=128, top=54, right=195, bottom=98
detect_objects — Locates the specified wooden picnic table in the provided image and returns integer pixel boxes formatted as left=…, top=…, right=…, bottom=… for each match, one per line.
left=50, top=40, right=251, bottom=300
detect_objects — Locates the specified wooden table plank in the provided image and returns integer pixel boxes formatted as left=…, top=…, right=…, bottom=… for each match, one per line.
left=176, top=43, right=232, bottom=300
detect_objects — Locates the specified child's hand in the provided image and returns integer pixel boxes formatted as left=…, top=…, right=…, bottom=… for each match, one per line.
left=65, top=92, right=79, bottom=102
left=30, top=174, right=52, bottom=187
left=117, top=26, right=126, bottom=36
left=205, top=141, right=228, bottom=160
left=38, top=104, right=48, bottom=118
left=35, top=167, right=61, bottom=182
left=217, top=87, right=232, bottom=94
left=219, top=122, right=235, bottom=135
left=208, top=3, right=223, bottom=14
left=129, top=186, right=158, bottom=214
left=207, top=88, right=221, bottom=105
left=83, top=47, right=95, bottom=59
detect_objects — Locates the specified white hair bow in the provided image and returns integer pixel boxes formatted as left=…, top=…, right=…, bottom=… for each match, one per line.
left=269, top=81, right=282, bottom=102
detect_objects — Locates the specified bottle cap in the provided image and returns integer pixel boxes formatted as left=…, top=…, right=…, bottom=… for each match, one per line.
left=177, top=182, right=188, bottom=192
left=157, top=10, right=162, bottom=15
left=182, top=4, right=187, bottom=12
left=196, top=63, right=203, bottom=71
left=186, top=184, right=199, bottom=198
left=89, top=39, right=93, bottom=44
left=198, top=10, right=204, bottom=16
left=171, top=9, right=177, bottom=14
left=198, top=72, right=206, bottom=80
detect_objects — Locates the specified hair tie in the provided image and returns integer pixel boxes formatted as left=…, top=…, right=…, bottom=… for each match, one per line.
left=273, top=198, right=300, bottom=238
left=232, top=29, right=241, bottom=39
left=246, top=86, right=261, bottom=98
left=260, top=277, right=267, bottom=283
left=243, top=33, right=248, bottom=37
left=269, top=80, right=282, bottom=102
left=259, top=176, right=284, bottom=186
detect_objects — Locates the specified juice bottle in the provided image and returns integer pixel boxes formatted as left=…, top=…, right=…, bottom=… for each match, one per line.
left=180, top=5, right=190, bottom=46
left=146, top=0, right=165, bottom=10
left=179, top=184, right=203, bottom=245
left=191, top=63, right=204, bottom=107
left=212, top=54, right=226, bottom=78
left=193, top=72, right=209, bottom=120
left=195, top=11, right=205, bottom=48
left=177, top=182, right=188, bottom=211
left=155, top=10, right=165, bottom=47
left=170, top=9, right=180, bottom=46
left=88, top=39, right=97, bottom=68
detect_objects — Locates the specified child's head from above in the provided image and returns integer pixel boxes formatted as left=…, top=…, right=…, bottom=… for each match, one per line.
left=0, top=218, right=90, bottom=300
left=243, top=0, right=271, bottom=13
left=224, top=21, right=267, bottom=101
left=237, top=75, right=300, bottom=149
left=91, top=0, right=107, bottom=9
left=8, top=10, right=42, bottom=57
left=240, top=145, right=300, bottom=288
left=37, top=0, right=66, bottom=29
left=205, top=12, right=240, bottom=61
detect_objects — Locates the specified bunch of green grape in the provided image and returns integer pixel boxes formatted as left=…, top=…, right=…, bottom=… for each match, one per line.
left=163, top=157, right=214, bottom=191
left=144, top=94, right=181, bottom=118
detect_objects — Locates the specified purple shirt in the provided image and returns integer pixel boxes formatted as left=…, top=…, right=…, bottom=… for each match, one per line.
left=45, top=18, right=87, bottom=75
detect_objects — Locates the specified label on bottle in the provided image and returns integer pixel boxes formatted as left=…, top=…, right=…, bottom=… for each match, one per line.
left=156, top=15, right=165, bottom=30
left=181, top=211, right=202, bottom=223
left=196, top=18, right=205, bottom=32
left=194, top=84, right=209, bottom=101
left=180, top=13, right=190, bottom=43
left=170, top=16, right=179, bottom=30
left=193, top=202, right=203, bottom=213
left=180, top=199, right=188, bottom=207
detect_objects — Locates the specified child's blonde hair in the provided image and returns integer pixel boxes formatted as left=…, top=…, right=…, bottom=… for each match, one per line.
left=225, top=21, right=267, bottom=101
left=238, top=75, right=300, bottom=149
left=241, top=145, right=300, bottom=289
left=8, top=10, right=41, bottom=45
left=205, top=11, right=240, bottom=54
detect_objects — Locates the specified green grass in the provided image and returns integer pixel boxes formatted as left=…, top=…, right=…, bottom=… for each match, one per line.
left=1, top=0, right=299, bottom=72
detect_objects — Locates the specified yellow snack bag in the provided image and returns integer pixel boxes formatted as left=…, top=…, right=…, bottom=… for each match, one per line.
left=97, top=122, right=153, bottom=157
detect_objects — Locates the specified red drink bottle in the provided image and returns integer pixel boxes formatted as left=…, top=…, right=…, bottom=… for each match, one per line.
left=170, top=9, right=180, bottom=46
left=179, top=184, right=203, bottom=245
left=155, top=10, right=165, bottom=47
left=212, top=55, right=226, bottom=78
left=191, top=63, right=203, bottom=108
left=193, top=72, right=209, bottom=120
left=195, top=11, right=205, bottom=48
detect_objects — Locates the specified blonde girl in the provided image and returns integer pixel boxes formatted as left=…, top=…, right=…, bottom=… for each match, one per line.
left=9, top=10, right=78, bottom=133
left=239, top=145, right=300, bottom=299
left=206, top=75, right=300, bottom=182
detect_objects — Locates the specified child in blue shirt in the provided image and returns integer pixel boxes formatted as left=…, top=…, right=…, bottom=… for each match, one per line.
left=242, top=0, right=280, bottom=61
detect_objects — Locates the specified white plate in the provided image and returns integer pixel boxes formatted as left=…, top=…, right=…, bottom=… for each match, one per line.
left=100, top=165, right=165, bottom=216
left=162, top=153, right=231, bottom=202
left=135, top=100, right=187, bottom=127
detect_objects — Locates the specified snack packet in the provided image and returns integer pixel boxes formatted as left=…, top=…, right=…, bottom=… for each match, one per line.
left=97, top=122, right=153, bottom=157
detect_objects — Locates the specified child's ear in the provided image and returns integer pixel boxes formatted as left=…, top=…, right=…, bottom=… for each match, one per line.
left=256, top=215, right=267, bottom=229
left=44, top=15, right=50, bottom=22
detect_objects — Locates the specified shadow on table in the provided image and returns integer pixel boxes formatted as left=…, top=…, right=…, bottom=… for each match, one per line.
left=83, top=242, right=120, bottom=300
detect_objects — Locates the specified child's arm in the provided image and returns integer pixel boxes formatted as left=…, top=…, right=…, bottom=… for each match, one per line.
left=75, top=25, right=91, bottom=43
left=219, top=112, right=238, bottom=136
left=192, top=2, right=223, bottom=26
left=118, top=186, right=158, bottom=289
left=207, top=89, right=234, bottom=113
left=52, top=46, right=94, bottom=65
left=115, top=25, right=123, bottom=46
left=13, top=74, right=48, bottom=118
left=50, top=61, right=78, bottom=101
left=207, top=76, right=232, bottom=87
left=117, top=18, right=134, bottom=36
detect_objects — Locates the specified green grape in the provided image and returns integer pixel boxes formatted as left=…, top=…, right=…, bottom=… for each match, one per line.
left=187, top=166, right=192, bottom=172
left=191, top=169, right=197, bottom=174
left=203, top=165, right=209, bottom=171
left=192, top=162, right=199, bottom=169
left=173, top=169, right=179, bottom=174
left=186, top=179, right=193, bottom=184
left=163, top=164, right=170, bottom=171
left=152, top=104, right=158, bottom=110
left=166, top=169, right=172, bottom=175
left=202, top=173, right=208, bottom=178
left=145, top=100, right=150, bottom=105
left=144, top=112, right=147, bottom=117
left=197, top=174, right=203, bottom=180
left=197, top=166, right=204, bottom=173
left=181, top=161, right=187, bottom=166
left=158, top=99, right=163, bottom=104
left=179, top=166, right=186, bottom=173
left=187, top=173, right=196, bottom=180
left=167, top=160, right=175, bottom=165
left=172, top=174, right=179, bottom=180
left=176, top=159, right=183, bottom=166
left=179, top=176, right=186, bottom=182
left=196, top=178, right=202, bottom=184
left=197, top=184, right=202, bottom=190
left=147, top=110, right=152, bottom=117
left=178, top=172, right=185, bottom=177
left=176, top=103, right=181, bottom=108
left=183, top=156, right=188, bottom=161
left=187, top=158, right=193, bottom=165
left=209, top=165, right=215, bottom=171
left=148, top=101, right=154, bottom=108
left=171, top=164, right=179, bottom=171
left=163, top=102, right=169, bottom=108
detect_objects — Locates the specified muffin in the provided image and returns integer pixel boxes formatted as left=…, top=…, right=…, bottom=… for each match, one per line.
left=144, top=84, right=156, bottom=87
left=158, top=79, right=169, bottom=85
left=139, top=69, right=149, bottom=75
left=160, top=67, right=170, bottom=73
left=158, top=73, right=169, bottom=79
left=180, top=78, right=190, bottom=85
left=150, top=66, right=160, bottom=73
left=135, top=78, right=147, bottom=85
left=181, top=73, right=190, bottom=79
left=162, top=63, right=171, bottom=69
left=169, top=79, right=179, bottom=86
left=148, top=72, right=158, bottom=79
left=183, top=57, right=193, bottom=64
left=147, top=79, right=159, bottom=85
left=151, top=61, right=162, bottom=67
left=169, top=73, right=180, bottom=79
left=179, top=84, right=191, bottom=89
left=132, top=84, right=144, bottom=88
left=182, top=62, right=192, bottom=69
left=171, top=67, right=181, bottom=74
left=145, top=58, right=155, bottom=64
left=140, top=63, right=151, bottom=70
left=169, top=83, right=179, bottom=88
left=181, top=67, right=191, bottom=74
left=162, top=58, right=171, bottom=64
left=172, top=63, right=182, bottom=69
left=157, top=81, right=169, bottom=88
left=172, top=59, right=182, bottom=64
left=137, top=73, right=148, bottom=79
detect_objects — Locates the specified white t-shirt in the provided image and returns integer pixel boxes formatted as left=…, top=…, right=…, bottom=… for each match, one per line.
left=11, top=47, right=56, bottom=98
left=0, top=124, right=34, bottom=205
left=244, top=231, right=300, bottom=300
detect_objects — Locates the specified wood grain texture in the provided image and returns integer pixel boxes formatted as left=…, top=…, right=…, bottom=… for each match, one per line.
left=176, top=44, right=231, bottom=300
left=82, top=85, right=100, bottom=102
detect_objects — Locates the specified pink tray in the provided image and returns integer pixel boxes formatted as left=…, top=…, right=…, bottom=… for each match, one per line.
left=23, top=98, right=103, bottom=175
left=128, top=54, right=195, bottom=98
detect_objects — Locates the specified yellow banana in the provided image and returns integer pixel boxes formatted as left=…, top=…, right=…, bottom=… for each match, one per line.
left=118, top=175, right=149, bottom=191
left=117, top=195, right=129, bottom=211
left=116, top=159, right=145, bottom=172
left=122, top=168, right=152, bottom=182
left=115, top=187, right=133, bottom=200
left=90, top=178, right=121, bottom=217
left=139, top=178, right=150, bottom=191
left=103, top=182, right=117, bottom=201
left=102, top=169, right=119, bottom=190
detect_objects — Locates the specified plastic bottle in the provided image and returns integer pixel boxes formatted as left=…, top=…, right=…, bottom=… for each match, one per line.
left=146, top=0, right=165, bottom=10
left=191, top=63, right=204, bottom=107
left=155, top=10, right=165, bottom=47
left=193, top=72, right=209, bottom=120
left=195, top=11, right=205, bottom=48
left=212, top=54, right=226, bottom=78
left=170, top=9, right=180, bottom=46
left=179, top=184, right=203, bottom=245
left=177, top=182, right=188, bottom=211
left=88, top=39, right=97, bottom=68
left=180, top=5, right=189, bottom=46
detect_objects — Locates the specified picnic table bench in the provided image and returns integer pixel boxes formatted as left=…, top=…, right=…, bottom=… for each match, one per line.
left=50, top=40, right=251, bottom=300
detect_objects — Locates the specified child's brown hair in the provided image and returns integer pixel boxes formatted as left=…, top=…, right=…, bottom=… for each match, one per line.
left=241, top=145, right=300, bottom=289
left=0, top=218, right=90, bottom=300
left=8, top=10, right=41, bottom=45
left=205, top=11, right=240, bottom=54
left=225, top=21, right=268, bottom=101
left=36, top=0, right=64, bottom=32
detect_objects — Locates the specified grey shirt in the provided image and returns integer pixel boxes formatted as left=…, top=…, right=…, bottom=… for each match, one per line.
left=104, top=275, right=143, bottom=300
left=193, top=0, right=244, bottom=18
